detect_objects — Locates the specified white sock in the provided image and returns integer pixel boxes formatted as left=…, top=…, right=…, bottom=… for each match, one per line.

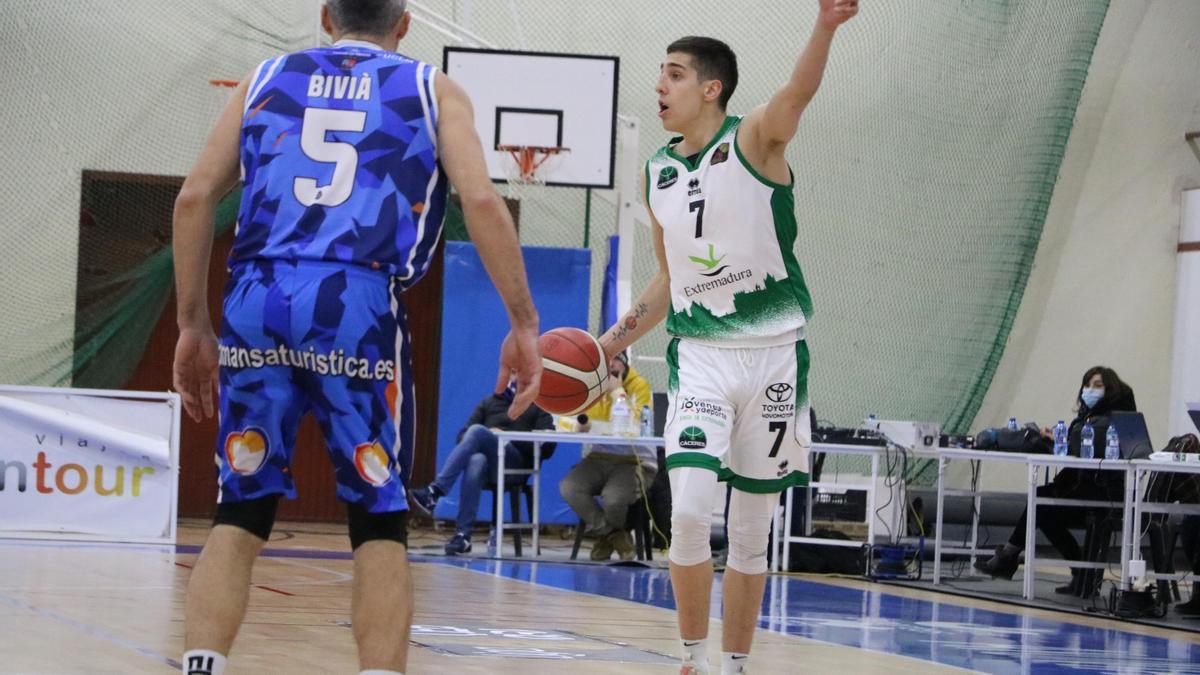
left=722, top=651, right=750, bottom=674
left=182, top=650, right=226, bottom=675
left=681, top=637, right=710, bottom=669
left=359, top=671, right=403, bottom=675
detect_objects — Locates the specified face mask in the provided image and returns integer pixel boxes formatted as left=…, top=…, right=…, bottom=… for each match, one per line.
left=1081, top=387, right=1104, bottom=408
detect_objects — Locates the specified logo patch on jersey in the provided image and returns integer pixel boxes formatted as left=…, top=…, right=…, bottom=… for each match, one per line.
left=678, top=426, right=708, bottom=449
left=680, top=397, right=728, bottom=425
left=688, top=243, right=728, bottom=277
left=225, top=428, right=269, bottom=475
left=688, top=177, right=702, bottom=196
left=765, top=382, right=793, bottom=403
left=657, top=166, right=679, bottom=189
left=710, top=143, right=730, bottom=166
left=777, top=459, right=790, bottom=477
left=354, top=441, right=394, bottom=487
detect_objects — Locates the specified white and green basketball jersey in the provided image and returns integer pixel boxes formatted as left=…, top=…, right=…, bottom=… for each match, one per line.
left=645, top=116, right=813, bottom=347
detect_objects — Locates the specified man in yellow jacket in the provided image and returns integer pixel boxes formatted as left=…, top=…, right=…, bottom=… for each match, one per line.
left=560, top=351, right=656, bottom=561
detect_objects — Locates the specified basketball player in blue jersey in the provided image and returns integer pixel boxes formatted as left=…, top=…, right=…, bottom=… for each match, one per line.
left=171, top=2, right=541, bottom=674
left=596, top=1, right=858, bottom=674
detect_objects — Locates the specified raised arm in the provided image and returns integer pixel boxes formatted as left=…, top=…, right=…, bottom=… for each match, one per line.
left=742, top=0, right=857, bottom=153
left=172, top=75, right=249, bottom=422
left=435, top=72, right=541, bottom=417
left=598, top=173, right=672, bottom=360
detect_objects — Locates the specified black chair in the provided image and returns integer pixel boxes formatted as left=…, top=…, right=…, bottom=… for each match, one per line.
left=1147, top=519, right=1183, bottom=603
left=1076, top=510, right=1118, bottom=597
left=483, top=479, right=535, bottom=557
left=569, top=499, right=653, bottom=561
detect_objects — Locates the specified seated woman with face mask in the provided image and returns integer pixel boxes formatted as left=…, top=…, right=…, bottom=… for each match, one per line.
left=975, top=366, right=1136, bottom=596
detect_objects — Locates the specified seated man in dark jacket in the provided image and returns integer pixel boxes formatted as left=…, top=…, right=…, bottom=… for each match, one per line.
left=409, top=381, right=555, bottom=554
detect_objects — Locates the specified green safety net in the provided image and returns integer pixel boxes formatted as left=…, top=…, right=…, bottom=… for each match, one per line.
left=3, top=2, right=1112, bottom=494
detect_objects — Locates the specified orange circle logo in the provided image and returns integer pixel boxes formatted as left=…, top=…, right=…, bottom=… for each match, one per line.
left=354, top=441, right=393, bottom=487
left=224, top=428, right=268, bottom=475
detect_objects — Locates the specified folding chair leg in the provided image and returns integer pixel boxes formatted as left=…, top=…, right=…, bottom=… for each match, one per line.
left=570, top=520, right=585, bottom=560
left=510, top=488, right=523, bottom=558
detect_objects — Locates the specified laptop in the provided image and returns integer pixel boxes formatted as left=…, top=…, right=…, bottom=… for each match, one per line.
left=1108, top=411, right=1154, bottom=460
left=1187, top=402, right=1200, bottom=436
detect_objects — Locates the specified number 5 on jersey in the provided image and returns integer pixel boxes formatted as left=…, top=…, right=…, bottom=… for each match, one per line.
left=294, top=107, right=366, bottom=207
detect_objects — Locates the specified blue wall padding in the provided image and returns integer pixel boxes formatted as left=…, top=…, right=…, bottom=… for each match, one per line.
left=432, top=241, right=591, bottom=527
left=601, top=234, right=619, bottom=329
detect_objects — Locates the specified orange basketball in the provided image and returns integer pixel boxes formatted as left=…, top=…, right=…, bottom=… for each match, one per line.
left=535, top=327, right=608, bottom=415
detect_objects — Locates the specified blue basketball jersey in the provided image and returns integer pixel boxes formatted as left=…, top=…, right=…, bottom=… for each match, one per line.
left=234, top=41, right=447, bottom=288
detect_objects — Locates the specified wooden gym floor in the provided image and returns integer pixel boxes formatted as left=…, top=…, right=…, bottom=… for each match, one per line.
left=2, top=520, right=1199, bottom=673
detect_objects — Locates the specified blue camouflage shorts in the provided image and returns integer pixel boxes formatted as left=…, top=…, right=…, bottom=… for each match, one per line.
left=215, top=259, right=412, bottom=512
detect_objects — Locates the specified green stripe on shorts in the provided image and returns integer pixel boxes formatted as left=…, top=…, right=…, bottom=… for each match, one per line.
left=666, top=451, right=722, bottom=473
left=795, top=339, right=810, bottom=409
left=666, top=337, right=680, bottom=393
left=727, top=470, right=809, bottom=494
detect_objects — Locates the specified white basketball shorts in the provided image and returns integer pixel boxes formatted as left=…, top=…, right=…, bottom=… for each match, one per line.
left=663, top=338, right=811, bottom=493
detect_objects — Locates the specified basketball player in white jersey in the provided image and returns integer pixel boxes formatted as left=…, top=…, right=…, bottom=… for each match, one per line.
left=598, top=2, right=858, bottom=673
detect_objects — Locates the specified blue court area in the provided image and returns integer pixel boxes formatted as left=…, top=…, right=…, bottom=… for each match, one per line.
left=421, top=556, right=1200, bottom=674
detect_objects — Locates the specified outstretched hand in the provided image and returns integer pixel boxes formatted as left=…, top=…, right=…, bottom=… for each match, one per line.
left=173, top=326, right=219, bottom=422
left=818, top=0, right=859, bottom=29
left=496, top=327, right=543, bottom=419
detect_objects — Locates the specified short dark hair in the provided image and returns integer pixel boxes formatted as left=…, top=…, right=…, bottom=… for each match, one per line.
left=667, top=36, right=738, bottom=109
left=326, top=0, right=407, bottom=37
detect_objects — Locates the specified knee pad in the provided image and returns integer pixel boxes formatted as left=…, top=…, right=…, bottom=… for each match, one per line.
left=725, top=490, right=776, bottom=575
left=213, top=494, right=280, bottom=541
left=347, top=501, right=408, bottom=550
left=668, top=467, right=717, bottom=567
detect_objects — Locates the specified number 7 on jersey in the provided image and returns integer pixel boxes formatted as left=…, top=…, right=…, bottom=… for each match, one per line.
left=689, top=199, right=705, bottom=238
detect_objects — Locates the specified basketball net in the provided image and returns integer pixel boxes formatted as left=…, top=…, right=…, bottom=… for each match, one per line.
left=499, top=145, right=569, bottom=201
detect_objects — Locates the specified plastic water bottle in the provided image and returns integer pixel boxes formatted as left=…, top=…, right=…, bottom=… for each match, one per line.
left=611, top=391, right=633, bottom=437
left=1007, top=417, right=1019, bottom=431
left=1080, top=421, right=1095, bottom=459
left=865, top=413, right=877, bottom=429
left=487, top=527, right=497, bottom=556
left=1053, top=420, right=1068, bottom=456
left=639, top=404, right=653, bottom=437
left=1105, top=424, right=1120, bottom=460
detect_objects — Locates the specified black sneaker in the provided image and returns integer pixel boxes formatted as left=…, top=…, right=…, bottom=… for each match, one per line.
left=409, top=485, right=439, bottom=518
left=445, top=532, right=471, bottom=556
left=973, top=546, right=1020, bottom=580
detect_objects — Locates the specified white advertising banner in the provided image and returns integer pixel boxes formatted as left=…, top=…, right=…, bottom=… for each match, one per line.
left=0, top=385, right=180, bottom=544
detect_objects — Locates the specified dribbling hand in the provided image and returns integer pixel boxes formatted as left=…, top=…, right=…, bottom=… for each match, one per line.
left=497, top=326, right=543, bottom=419
left=173, top=327, right=219, bottom=422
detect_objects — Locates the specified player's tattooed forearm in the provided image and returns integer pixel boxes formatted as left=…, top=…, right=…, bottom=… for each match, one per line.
left=607, top=303, right=650, bottom=344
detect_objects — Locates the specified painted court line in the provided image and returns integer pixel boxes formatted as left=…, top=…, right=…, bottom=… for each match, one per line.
left=0, top=591, right=180, bottom=670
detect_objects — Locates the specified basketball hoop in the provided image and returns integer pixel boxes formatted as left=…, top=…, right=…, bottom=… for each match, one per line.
left=498, top=145, right=570, bottom=186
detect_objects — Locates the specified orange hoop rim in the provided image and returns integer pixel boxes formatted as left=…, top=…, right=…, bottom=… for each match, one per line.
left=208, top=78, right=240, bottom=88
left=497, top=145, right=570, bottom=182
